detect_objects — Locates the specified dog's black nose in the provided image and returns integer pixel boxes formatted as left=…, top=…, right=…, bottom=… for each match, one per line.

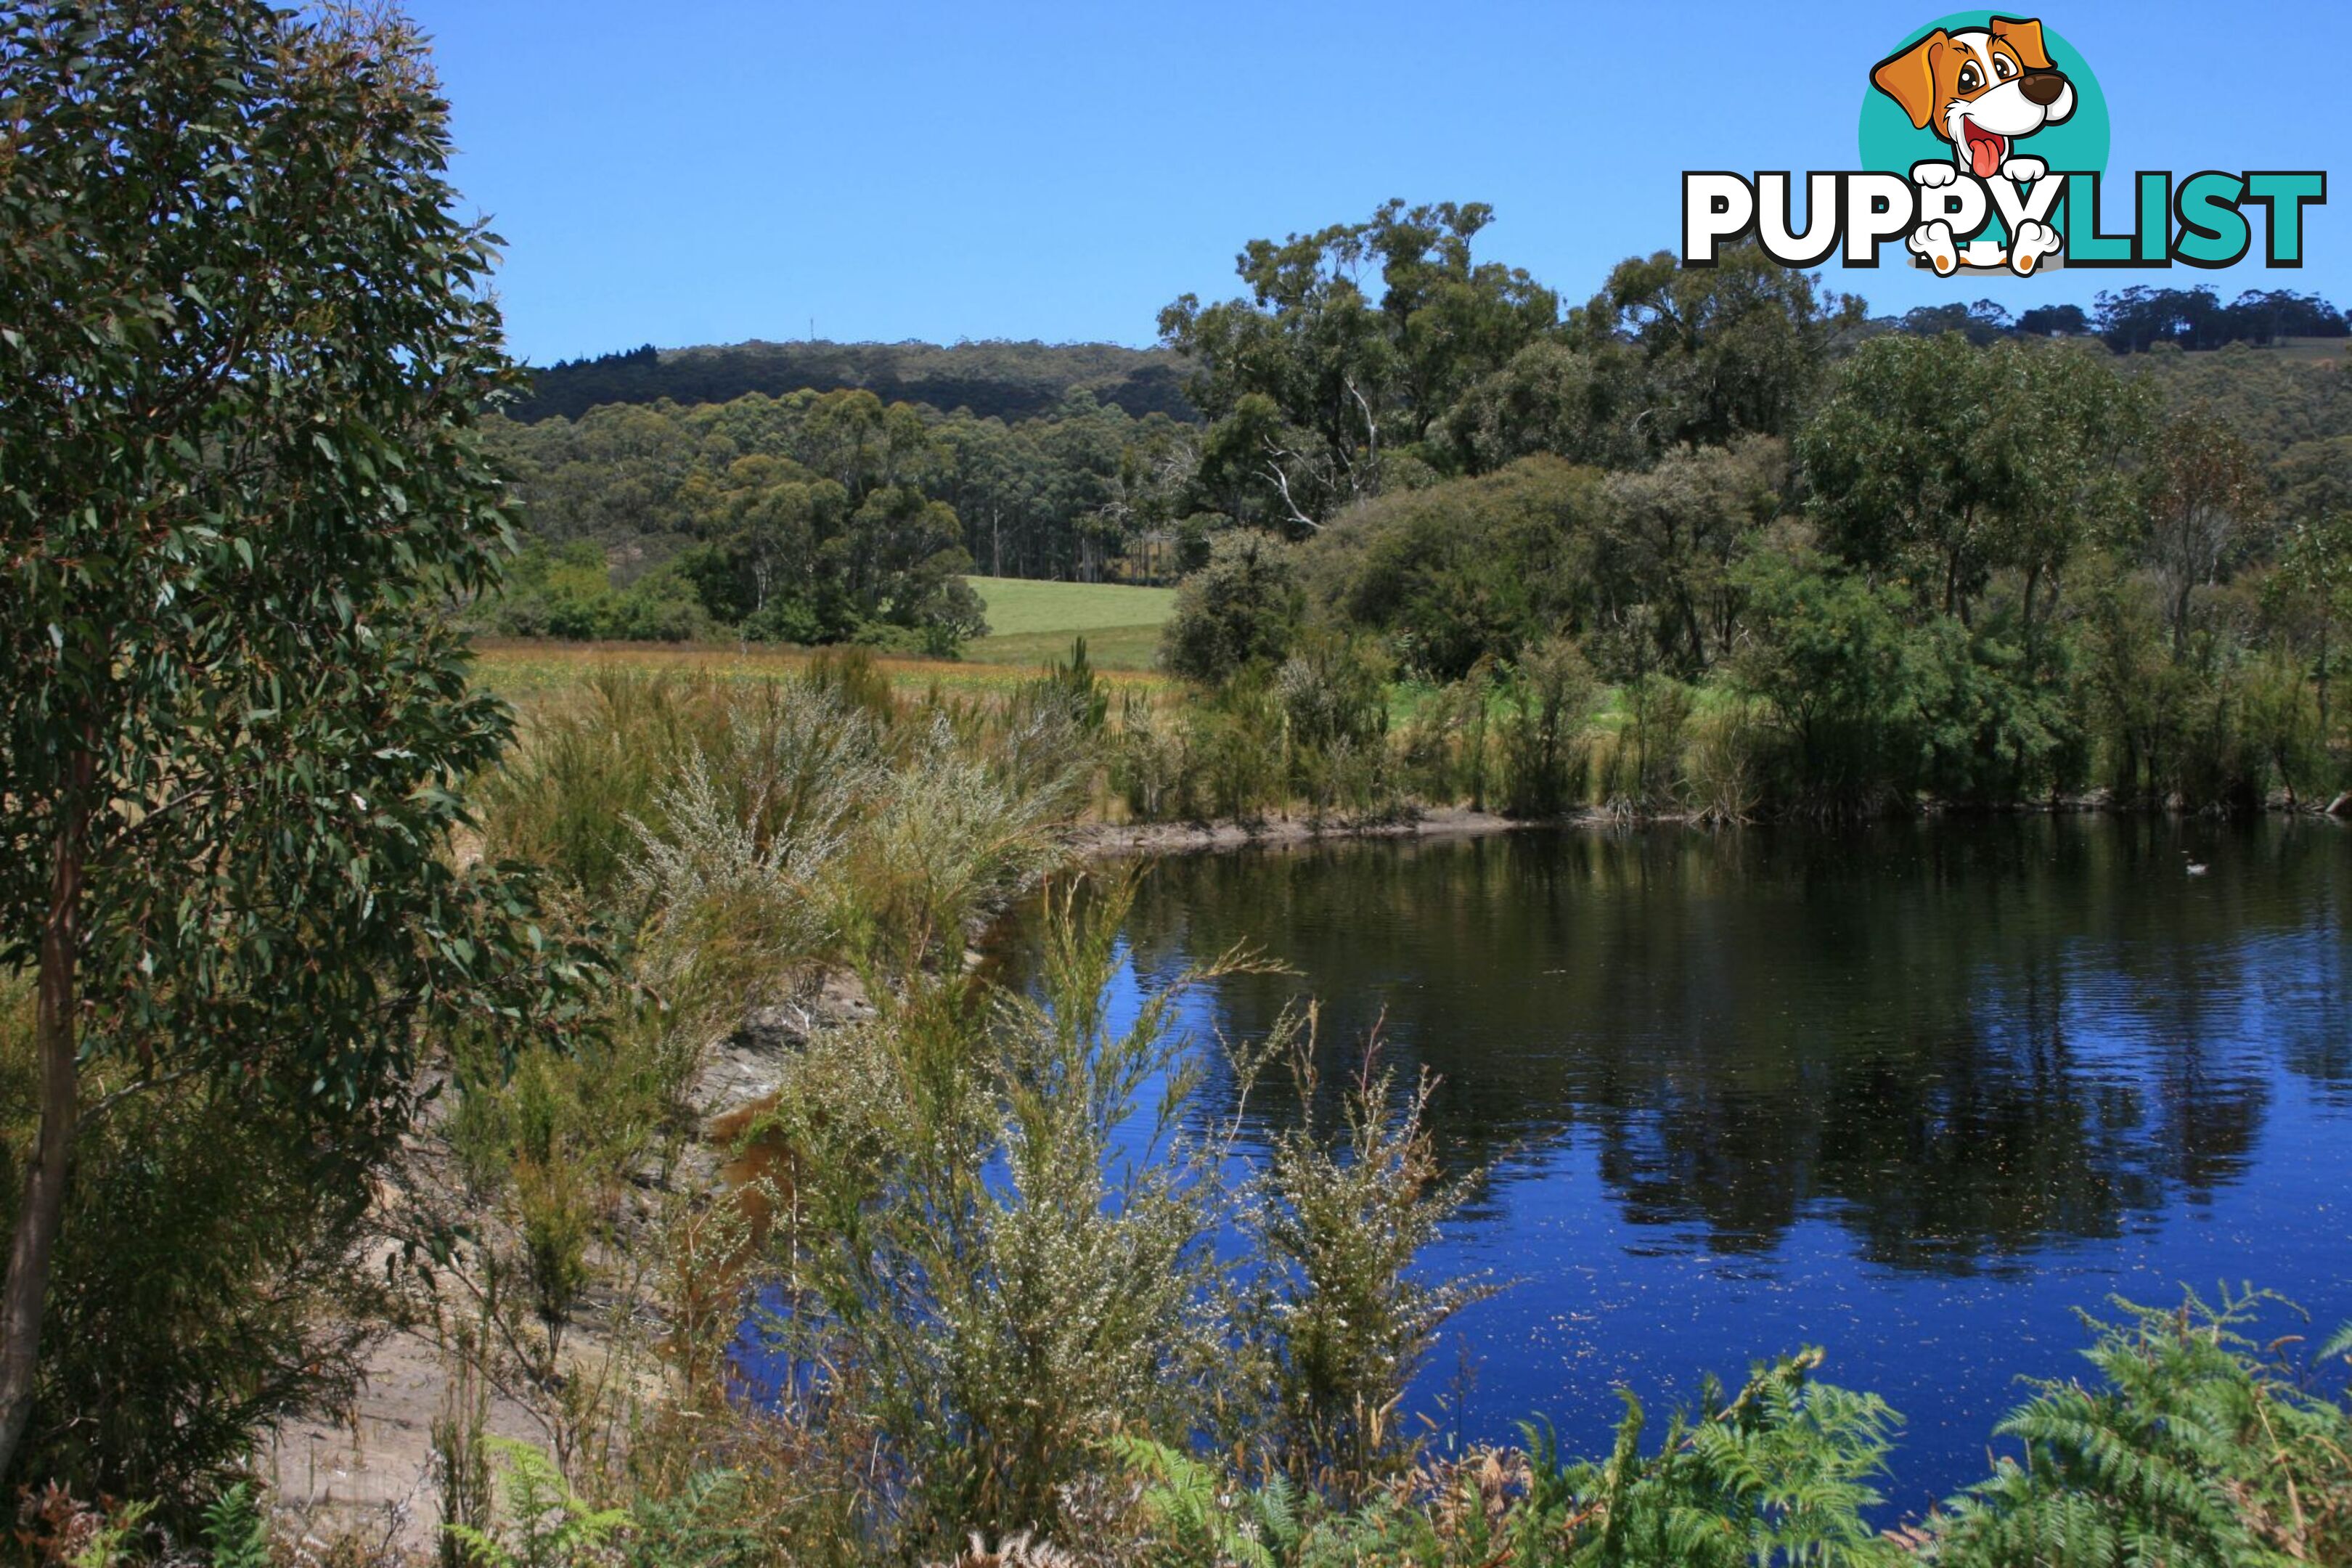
left=2020, top=69, right=2068, bottom=106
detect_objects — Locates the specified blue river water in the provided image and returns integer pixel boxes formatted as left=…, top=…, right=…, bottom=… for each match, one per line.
left=995, top=816, right=2351, bottom=1518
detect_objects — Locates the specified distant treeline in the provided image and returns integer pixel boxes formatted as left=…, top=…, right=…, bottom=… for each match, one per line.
left=508, top=287, right=2344, bottom=431
left=1885, top=285, right=2349, bottom=351
left=507, top=338, right=1196, bottom=424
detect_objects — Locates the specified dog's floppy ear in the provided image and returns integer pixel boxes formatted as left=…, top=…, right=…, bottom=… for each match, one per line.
left=1871, top=29, right=1947, bottom=130
left=1990, top=16, right=2054, bottom=70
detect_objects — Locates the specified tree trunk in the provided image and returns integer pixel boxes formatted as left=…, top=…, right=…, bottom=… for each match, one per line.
left=0, top=762, right=87, bottom=1482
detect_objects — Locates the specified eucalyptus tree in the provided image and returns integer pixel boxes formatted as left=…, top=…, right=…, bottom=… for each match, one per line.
left=1801, top=334, right=2151, bottom=630
left=1580, top=242, right=1855, bottom=451
left=0, top=0, right=590, bottom=1479
left=1160, top=200, right=1559, bottom=534
left=2276, top=508, right=2352, bottom=746
left=1597, top=437, right=1787, bottom=674
left=2145, top=407, right=2267, bottom=655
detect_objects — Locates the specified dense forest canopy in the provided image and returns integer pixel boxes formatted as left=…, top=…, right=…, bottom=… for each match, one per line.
left=507, top=338, right=1195, bottom=424
left=511, top=284, right=2347, bottom=430
left=481, top=385, right=1195, bottom=646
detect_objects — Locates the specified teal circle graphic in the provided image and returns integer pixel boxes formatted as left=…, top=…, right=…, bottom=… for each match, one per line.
left=1857, top=12, right=2110, bottom=178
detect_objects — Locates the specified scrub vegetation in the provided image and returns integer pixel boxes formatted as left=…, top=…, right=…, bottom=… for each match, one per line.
left=9, top=648, right=2350, bottom=1567
left=2, top=4, right=2350, bottom=1568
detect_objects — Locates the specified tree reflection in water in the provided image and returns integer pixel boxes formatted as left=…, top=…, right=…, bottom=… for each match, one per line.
left=997, top=817, right=2352, bottom=1503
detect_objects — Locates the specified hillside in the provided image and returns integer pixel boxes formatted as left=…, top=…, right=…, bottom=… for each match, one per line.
left=510, top=338, right=1196, bottom=424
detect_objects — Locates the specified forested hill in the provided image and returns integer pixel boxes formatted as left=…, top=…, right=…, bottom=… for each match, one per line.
left=479, top=223, right=2352, bottom=666
left=516, top=282, right=2345, bottom=426
left=510, top=338, right=1194, bottom=424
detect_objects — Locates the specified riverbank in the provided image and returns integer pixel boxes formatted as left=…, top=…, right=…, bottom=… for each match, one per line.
left=1069, top=804, right=1528, bottom=857
left=1069, top=789, right=2352, bottom=862
left=254, top=650, right=2352, bottom=1556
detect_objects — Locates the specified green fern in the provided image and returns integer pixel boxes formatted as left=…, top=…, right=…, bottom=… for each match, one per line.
left=203, top=1485, right=271, bottom=1568
left=444, top=1437, right=631, bottom=1568
left=1924, top=1287, right=2352, bottom=1567
left=1118, top=1435, right=1309, bottom=1567
left=624, top=1469, right=753, bottom=1568
left=63, top=1499, right=154, bottom=1568
left=1527, top=1350, right=1904, bottom=1567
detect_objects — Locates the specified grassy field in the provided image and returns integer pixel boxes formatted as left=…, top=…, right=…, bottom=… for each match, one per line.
left=2266, top=336, right=2352, bottom=364
left=965, top=575, right=1173, bottom=671
left=469, top=574, right=1176, bottom=707
left=471, top=637, right=1170, bottom=712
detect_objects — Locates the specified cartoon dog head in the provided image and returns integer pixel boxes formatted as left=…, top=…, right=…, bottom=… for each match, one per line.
left=1871, top=17, right=2076, bottom=179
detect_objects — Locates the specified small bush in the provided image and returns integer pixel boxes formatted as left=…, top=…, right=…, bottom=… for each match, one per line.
left=754, top=875, right=1267, bottom=1549
left=477, top=671, right=741, bottom=899
left=1162, top=532, right=1305, bottom=685
left=515, top=1153, right=596, bottom=1373
left=1500, top=637, right=1596, bottom=817
left=799, top=644, right=897, bottom=724
left=1614, top=673, right=1695, bottom=810
left=1113, top=693, right=1192, bottom=822
left=836, top=714, right=1073, bottom=973
left=1684, top=698, right=1768, bottom=823
left=1187, top=682, right=1288, bottom=824
left=433, top=1351, right=496, bottom=1568
left=1278, top=637, right=1396, bottom=821
left=1246, top=1015, right=1493, bottom=1498
left=0, top=1057, right=385, bottom=1517
left=1396, top=668, right=1497, bottom=810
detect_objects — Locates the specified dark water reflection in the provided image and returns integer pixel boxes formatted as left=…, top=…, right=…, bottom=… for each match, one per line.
left=1002, top=816, right=2352, bottom=1512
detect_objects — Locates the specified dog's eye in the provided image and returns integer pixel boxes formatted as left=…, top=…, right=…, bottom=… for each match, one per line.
left=1958, top=64, right=1982, bottom=91
left=1994, top=56, right=2016, bottom=80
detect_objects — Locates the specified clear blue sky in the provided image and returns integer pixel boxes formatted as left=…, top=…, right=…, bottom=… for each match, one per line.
left=399, top=0, right=2351, bottom=367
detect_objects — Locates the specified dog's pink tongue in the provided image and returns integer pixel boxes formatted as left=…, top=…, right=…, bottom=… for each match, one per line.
left=1969, top=136, right=2001, bottom=179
